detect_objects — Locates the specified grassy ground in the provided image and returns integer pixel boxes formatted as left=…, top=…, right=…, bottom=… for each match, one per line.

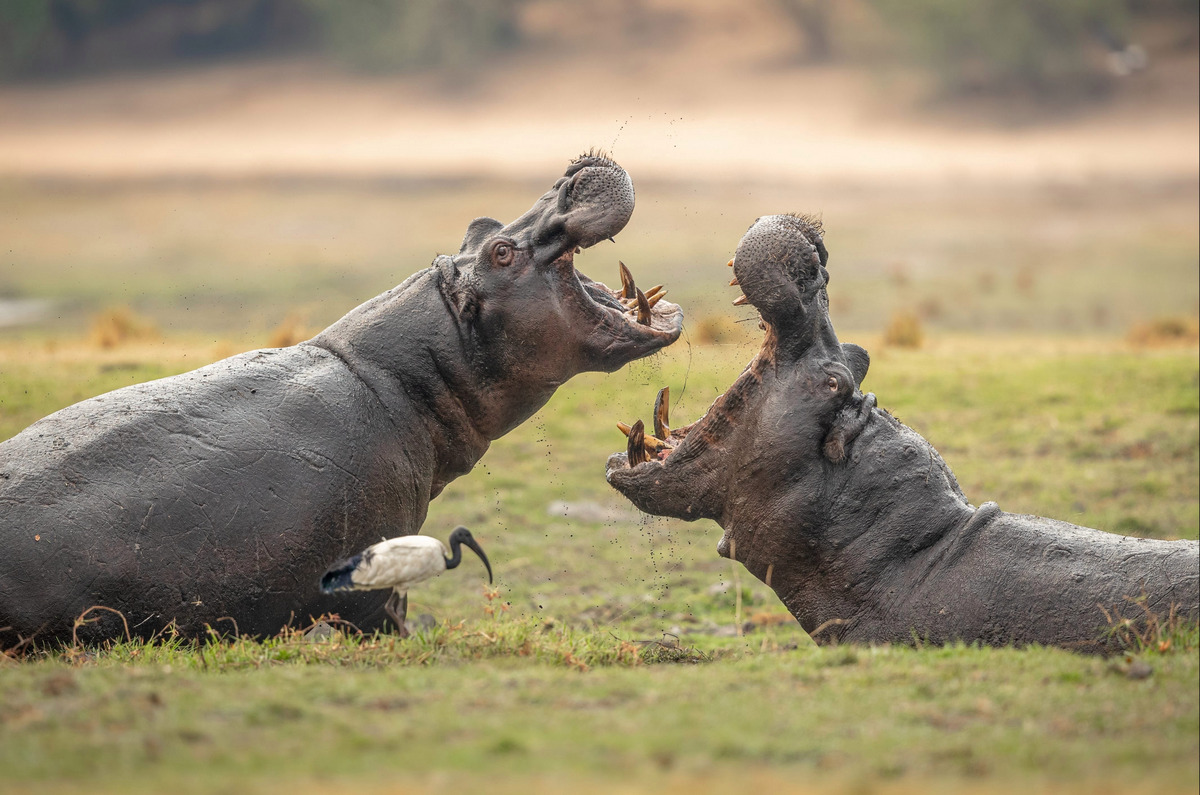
left=3, top=634, right=1197, bottom=795
left=1, top=333, right=1197, bottom=794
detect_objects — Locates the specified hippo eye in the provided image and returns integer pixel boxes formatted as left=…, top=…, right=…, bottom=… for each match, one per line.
left=492, top=241, right=514, bottom=266
left=827, top=376, right=839, bottom=392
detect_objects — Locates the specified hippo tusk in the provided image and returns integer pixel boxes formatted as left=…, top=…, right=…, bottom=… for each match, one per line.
left=729, top=276, right=739, bottom=286
left=646, top=291, right=668, bottom=310
left=733, top=295, right=749, bottom=306
left=635, top=288, right=652, bottom=325
left=727, top=257, right=735, bottom=268
left=626, top=419, right=651, bottom=465
left=653, top=386, right=671, bottom=440
left=644, top=285, right=664, bottom=300
left=618, top=261, right=637, bottom=300
left=617, top=420, right=672, bottom=452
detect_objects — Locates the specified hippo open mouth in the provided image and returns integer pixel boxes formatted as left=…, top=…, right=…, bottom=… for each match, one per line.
left=605, top=213, right=870, bottom=504
left=567, top=253, right=682, bottom=367
left=541, top=153, right=682, bottom=363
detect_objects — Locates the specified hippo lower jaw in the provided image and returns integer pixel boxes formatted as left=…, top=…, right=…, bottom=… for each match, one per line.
left=562, top=247, right=684, bottom=368
left=605, top=374, right=750, bottom=522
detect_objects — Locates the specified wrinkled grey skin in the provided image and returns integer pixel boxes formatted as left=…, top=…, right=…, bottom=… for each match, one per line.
left=0, top=154, right=682, bottom=645
left=607, top=214, right=1198, bottom=651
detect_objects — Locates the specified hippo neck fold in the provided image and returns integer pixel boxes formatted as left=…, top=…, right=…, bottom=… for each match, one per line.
left=765, top=295, right=843, bottom=366
left=311, top=266, right=535, bottom=498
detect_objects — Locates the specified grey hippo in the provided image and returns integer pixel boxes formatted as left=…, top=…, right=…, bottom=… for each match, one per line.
left=606, top=213, right=1198, bottom=651
left=0, top=153, right=682, bottom=645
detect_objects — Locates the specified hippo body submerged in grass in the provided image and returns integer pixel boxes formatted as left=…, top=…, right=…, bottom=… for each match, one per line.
left=607, top=214, right=1198, bottom=651
left=0, top=154, right=682, bottom=645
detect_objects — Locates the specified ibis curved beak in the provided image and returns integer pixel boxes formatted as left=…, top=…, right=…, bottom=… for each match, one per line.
left=461, top=533, right=494, bottom=584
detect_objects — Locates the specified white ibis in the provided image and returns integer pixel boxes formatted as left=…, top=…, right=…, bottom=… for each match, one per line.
left=320, top=526, right=493, bottom=637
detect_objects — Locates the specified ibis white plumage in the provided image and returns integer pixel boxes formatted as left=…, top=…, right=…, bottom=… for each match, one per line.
left=320, top=526, right=493, bottom=636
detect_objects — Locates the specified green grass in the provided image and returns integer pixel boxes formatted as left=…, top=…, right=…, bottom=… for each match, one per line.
left=2, top=333, right=1197, bottom=793
left=2, top=622, right=1197, bottom=794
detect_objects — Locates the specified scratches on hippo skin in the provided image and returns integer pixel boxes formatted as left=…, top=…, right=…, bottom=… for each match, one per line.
left=1042, top=544, right=1074, bottom=560
left=295, top=448, right=330, bottom=471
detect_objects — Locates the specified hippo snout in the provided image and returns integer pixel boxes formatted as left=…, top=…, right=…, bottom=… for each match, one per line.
left=557, top=161, right=635, bottom=248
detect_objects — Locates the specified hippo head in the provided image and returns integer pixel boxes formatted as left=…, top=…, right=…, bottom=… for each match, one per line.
left=605, top=213, right=873, bottom=524
left=442, top=152, right=682, bottom=380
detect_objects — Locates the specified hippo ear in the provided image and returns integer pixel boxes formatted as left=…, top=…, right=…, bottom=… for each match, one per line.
left=842, top=343, right=870, bottom=387
left=459, top=217, right=503, bottom=254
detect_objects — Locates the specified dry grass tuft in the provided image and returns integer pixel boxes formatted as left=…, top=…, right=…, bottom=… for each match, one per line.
left=1099, top=595, right=1199, bottom=656
left=267, top=312, right=313, bottom=348
left=1127, top=315, right=1200, bottom=348
left=883, top=311, right=925, bottom=349
left=88, top=306, right=159, bottom=349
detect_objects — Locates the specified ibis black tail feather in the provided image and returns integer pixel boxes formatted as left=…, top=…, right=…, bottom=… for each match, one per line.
left=320, top=554, right=362, bottom=593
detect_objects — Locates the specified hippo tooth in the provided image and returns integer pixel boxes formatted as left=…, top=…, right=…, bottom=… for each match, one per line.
left=626, top=419, right=651, bottom=465
left=733, top=294, right=749, bottom=306
left=653, top=386, right=671, bottom=440
left=727, top=257, right=735, bottom=268
left=575, top=246, right=582, bottom=255
left=635, top=288, right=652, bottom=325
left=617, top=420, right=672, bottom=451
left=729, top=276, right=739, bottom=286
left=625, top=288, right=665, bottom=309
left=618, top=261, right=637, bottom=300
left=644, top=285, right=664, bottom=299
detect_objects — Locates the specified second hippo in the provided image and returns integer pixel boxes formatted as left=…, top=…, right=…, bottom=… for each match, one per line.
left=607, top=213, right=1198, bottom=651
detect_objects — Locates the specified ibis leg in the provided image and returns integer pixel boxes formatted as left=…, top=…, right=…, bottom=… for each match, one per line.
left=384, top=591, right=410, bottom=639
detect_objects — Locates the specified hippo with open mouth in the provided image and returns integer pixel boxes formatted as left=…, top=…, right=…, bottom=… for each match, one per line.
left=607, top=213, right=1198, bottom=651
left=0, top=153, right=682, bottom=645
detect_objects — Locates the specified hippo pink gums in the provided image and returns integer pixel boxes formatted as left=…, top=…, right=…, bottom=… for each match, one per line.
left=0, top=153, right=682, bottom=645
left=607, top=214, right=1198, bottom=651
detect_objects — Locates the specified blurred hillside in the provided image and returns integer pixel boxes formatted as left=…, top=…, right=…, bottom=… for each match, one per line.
left=0, top=0, right=1195, bottom=338
left=0, top=0, right=1196, bottom=183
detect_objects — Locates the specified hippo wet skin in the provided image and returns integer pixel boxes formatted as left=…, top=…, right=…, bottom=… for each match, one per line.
left=607, top=214, right=1198, bottom=651
left=0, top=154, right=682, bottom=645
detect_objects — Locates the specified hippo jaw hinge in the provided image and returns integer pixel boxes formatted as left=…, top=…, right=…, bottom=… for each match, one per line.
left=435, top=255, right=479, bottom=324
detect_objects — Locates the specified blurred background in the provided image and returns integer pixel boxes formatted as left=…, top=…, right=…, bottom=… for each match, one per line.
left=0, top=0, right=1196, bottom=345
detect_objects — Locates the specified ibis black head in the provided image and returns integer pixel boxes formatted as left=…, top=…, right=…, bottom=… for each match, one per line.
left=445, top=526, right=494, bottom=584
